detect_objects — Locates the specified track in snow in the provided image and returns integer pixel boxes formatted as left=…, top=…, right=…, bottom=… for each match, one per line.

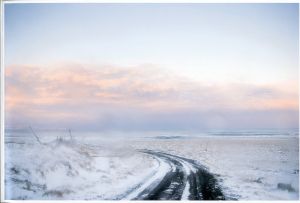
left=122, top=150, right=225, bottom=200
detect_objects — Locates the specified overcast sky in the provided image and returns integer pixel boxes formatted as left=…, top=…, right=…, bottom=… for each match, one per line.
left=4, top=3, right=299, bottom=131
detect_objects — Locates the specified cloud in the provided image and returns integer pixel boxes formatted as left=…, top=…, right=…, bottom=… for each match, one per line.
left=5, top=63, right=299, bottom=130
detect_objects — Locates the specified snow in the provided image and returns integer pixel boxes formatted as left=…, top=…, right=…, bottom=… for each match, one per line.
left=181, top=181, right=190, bottom=200
left=5, top=133, right=157, bottom=200
left=4, top=129, right=299, bottom=200
left=128, top=135, right=299, bottom=200
left=123, top=156, right=170, bottom=200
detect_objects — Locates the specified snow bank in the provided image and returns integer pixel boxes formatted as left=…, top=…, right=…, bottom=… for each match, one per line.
left=5, top=135, right=157, bottom=200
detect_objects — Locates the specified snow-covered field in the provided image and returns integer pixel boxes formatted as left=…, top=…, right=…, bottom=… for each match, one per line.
left=4, top=129, right=299, bottom=200
left=128, top=135, right=299, bottom=200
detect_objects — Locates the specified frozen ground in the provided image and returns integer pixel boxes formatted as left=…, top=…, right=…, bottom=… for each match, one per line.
left=4, top=129, right=299, bottom=200
left=5, top=131, right=158, bottom=200
left=129, top=135, right=299, bottom=200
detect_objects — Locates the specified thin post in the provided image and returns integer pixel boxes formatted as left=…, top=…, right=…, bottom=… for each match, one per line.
left=68, top=129, right=73, bottom=140
left=29, top=126, right=44, bottom=145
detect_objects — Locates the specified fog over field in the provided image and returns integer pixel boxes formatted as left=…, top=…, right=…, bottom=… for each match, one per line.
left=3, top=3, right=299, bottom=201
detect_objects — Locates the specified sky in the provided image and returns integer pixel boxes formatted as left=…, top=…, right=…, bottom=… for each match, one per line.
left=4, top=3, right=299, bottom=131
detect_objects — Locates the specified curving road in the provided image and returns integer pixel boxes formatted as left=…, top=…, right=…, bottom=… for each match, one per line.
left=120, top=150, right=225, bottom=200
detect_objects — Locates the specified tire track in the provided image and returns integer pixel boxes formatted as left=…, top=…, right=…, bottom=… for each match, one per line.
left=121, top=150, right=226, bottom=200
left=120, top=155, right=172, bottom=200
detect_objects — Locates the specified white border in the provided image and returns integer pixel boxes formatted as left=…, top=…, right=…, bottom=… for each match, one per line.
left=0, top=1, right=299, bottom=203
left=1, top=0, right=5, bottom=202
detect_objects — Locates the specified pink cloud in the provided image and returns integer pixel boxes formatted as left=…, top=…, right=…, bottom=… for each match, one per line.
left=5, top=63, right=299, bottom=129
